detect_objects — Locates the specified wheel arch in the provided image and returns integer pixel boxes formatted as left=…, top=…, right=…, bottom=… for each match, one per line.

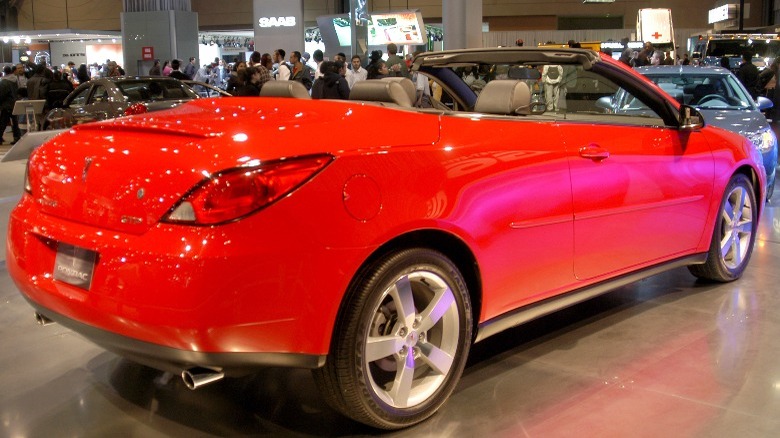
left=330, top=229, right=483, bottom=351
left=735, top=164, right=763, bottom=214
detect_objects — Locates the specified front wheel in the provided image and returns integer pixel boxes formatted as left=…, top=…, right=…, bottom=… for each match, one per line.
left=689, top=174, right=758, bottom=281
left=313, top=248, right=472, bottom=429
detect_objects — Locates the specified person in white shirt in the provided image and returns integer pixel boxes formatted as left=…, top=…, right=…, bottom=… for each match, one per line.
left=346, top=54, right=367, bottom=89
left=313, top=50, right=324, bottom=81
left=274, top=49, right=291, bottom=81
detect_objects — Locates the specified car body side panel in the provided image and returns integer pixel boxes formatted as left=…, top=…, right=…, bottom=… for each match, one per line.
left=429, top=115, right=576, bottom=320
left=562, top=123, right=716, bottom=280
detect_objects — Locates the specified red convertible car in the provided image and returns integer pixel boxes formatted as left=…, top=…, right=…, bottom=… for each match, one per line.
left=6, top=48, right=765, bottom=429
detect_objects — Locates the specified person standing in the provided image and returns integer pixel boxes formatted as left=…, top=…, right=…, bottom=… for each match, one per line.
left=384, top=43, right=409, bottom=78
left=274, top=49, right=290, bottom=81
left=183, top=57, right=197, bottom=79
left=346, top=54, right=367, bottom=89
left=1, top=66, right=21, bottom=144
left=26, top=64, right=49, bottom=100
left=148, top=59, right=161, bottom=76
left=737, top=50, right=760, bottom=99
left=0, top=77, right=14, bottom=144
left=168, top=59, right=189, bottom=80
left=312, top=49, right=324, bottom=81
left=76, top=64, right=90, bottom=84
left=311, top=61, right=350, bottom=100
left=234, top=66, right=265, bottom=96
left=289, top=51, right=313, bottom=90
left=211, top=58, right=228, bottom=88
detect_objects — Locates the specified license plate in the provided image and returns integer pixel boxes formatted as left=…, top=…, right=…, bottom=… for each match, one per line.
left=54, top=243, right=97, bottom=290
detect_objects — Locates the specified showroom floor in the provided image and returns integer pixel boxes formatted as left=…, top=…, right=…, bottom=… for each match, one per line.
left=1, top=152, right=780, bottom=437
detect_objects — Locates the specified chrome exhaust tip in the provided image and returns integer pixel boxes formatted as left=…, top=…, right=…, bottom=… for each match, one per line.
left=34, top=312, right=55, bottom=326
left=181, top=367, right=225, bottom=390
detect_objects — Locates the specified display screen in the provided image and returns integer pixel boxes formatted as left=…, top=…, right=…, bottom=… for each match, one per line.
left=368, top=12, right=425, bottom=45
left=323, top=11, right=426, bottom=47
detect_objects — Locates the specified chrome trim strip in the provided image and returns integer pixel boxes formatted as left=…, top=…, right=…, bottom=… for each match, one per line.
left=574, top=195, right=705, bottom=221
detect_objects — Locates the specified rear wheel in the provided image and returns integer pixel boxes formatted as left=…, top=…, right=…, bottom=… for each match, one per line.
left=689, top=174, right=758, bottom=281
left=313, top=248, right=472, bottom=429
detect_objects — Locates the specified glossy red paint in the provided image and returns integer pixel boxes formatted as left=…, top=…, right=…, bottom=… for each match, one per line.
left=6, top=51, right=766, bottom=382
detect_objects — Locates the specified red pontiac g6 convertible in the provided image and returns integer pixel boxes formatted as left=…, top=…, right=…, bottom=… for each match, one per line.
left=6, top=48, right=765, bottom=429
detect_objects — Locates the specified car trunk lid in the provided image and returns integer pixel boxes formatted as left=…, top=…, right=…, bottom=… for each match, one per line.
left=27, top=98, right=441, bottom=235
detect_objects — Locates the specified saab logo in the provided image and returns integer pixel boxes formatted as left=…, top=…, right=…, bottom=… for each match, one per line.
left=258, top=16, right=296, bottom=27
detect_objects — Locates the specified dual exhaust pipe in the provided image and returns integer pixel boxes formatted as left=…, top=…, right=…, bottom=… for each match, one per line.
left=34, top=312, right=225, bottom=389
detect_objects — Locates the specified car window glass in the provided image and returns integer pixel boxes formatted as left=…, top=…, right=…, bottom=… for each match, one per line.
left=116, top=80, right=199, bottom=102
left=644, top=73, right=753, bottom=110
left=446, top=62, right=664, bottom=125
left=69, top=86, right=91, bottom=106
left=90, top=85, right=109, bottom=103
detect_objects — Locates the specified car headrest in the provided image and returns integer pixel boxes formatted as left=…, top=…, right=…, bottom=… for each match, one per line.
left=475, top=80, right=532, bottom=115
left=381, top=77, right=417, bottom=105
left=349, top=79, right=413, bottom=107
left=260, top=80, right=311, bottom=99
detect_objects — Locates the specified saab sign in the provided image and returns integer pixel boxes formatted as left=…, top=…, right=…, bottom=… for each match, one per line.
left=259, top=16, right=296, bottom=27
left=253, top=0, right=303, bottom=53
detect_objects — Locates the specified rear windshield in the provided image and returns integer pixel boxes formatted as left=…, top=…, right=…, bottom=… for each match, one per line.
left=116, top=80, right=199, bottom=102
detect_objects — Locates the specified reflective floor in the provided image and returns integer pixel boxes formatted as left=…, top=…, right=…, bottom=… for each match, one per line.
left=2, top=156, right=780, bottom=436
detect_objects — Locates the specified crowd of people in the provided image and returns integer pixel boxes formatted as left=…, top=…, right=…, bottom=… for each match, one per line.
left=137, top=42, right=432, bottom=103
left=0, top=43, right=438, bottom=143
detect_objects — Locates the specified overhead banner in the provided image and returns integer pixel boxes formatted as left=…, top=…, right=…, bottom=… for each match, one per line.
left=253, top=0, right=304, bottom=57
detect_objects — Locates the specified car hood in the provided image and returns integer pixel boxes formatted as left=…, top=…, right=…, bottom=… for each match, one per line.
left=698, top=108, right=769, bottom=137
left=27, top=98, right=440, bottom=235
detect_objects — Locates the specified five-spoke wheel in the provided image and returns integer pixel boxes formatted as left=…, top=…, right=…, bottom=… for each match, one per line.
left=313, top=248, right=472, bottom=429
left=690, top=174, right=758, bottom=281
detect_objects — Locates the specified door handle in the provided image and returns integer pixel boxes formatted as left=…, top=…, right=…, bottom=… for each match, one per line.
left=579, top=144, right=610, bottom=161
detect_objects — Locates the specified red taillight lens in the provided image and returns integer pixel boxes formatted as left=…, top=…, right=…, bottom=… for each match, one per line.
left=163, top=154, right=333, bottom=225
left=124, top=103, right=148, bottom=116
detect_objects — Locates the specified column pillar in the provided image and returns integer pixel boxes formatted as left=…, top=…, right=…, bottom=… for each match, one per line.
left=350, top=0, right=369, bottom=63
left=442, top=0, right=482, bottom=50
left=252, top=0, right=304, bottom=58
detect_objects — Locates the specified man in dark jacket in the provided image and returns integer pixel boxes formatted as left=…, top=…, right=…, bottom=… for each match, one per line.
left=168, top=59, right=189, bottom=80
left=737, top=50, right=760, bottom=99
left=0, top=78, right=15, bottom=144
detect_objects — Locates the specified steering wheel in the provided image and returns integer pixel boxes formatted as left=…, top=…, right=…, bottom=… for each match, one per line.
left=697, top=94, right=728, bottom=106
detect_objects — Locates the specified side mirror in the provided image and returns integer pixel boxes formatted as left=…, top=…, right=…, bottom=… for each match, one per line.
left=757, top=96, right=773, bottom=112
left=595, top=96, right=613, bottom=112
left=679, top=104, right=705, bottom=130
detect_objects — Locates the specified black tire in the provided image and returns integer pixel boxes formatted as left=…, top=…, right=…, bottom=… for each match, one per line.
left=689, top=174, right=758, bottom=281
left=313, top=248, right=472, bottom=429
left=766, top=177, right=775, bottom=202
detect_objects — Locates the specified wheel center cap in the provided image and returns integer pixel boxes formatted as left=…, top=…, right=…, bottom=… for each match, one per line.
left=406, top=331, right=418, bottom=346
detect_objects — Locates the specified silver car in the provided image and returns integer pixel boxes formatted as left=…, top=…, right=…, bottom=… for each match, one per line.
left=43, top=76, right=200, bottom=130
left=602, top=65, right=778, bottom=200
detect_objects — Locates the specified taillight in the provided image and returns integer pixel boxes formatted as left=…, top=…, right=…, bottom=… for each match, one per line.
left=124, top=103, right=148, bottom=116
left=163, top=154, right=333, bottom=225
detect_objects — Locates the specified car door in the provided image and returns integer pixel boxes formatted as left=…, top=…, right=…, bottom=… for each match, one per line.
left=438, top=115, right=575, bottom=318
left=558, top=69, right=714, bottom=281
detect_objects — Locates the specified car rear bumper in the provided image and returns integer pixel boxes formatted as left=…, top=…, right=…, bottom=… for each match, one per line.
left=6, top=195, right=355, bottom=367
left=24, top=297, right=326, bottom=375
